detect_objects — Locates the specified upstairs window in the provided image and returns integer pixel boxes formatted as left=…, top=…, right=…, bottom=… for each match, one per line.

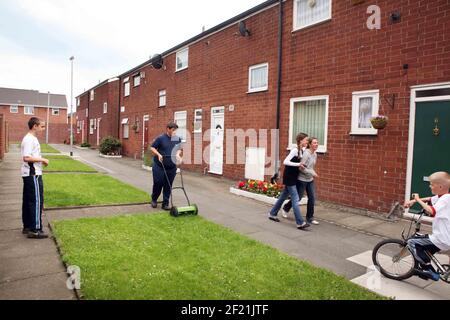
left=133, top=74, right=141, bottom=87
left=52, top=108, right=60, bottom=116
left=124, top=82, right=130, bottom=97
left=90, top=90, right=95, bottom=101
left=176, top=48, right=189, bottom=72
left=159, top=90, right=167, bottom=107
left=103, top=102, right=108, bottom=114
left=24, top=106, right=35, bottom=115
left=293, top=0, right=332, bottom=31
left=174, top=111, right=187, bottom=142
left=76, top=97, right=80, bottom=107
left=248, top=63, right=269, bottom=93
left=10, top=105, right=18, bottom=113
left=85, top=108, right=89, bottom=118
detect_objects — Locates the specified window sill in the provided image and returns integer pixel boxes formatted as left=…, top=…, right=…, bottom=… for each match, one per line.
left=349, top=131, right=378, bottom=136
left=175, top=67, right=188, bottom=73
left=292, top=18, right=332, bottom=33
left=247, top=89, right=268, bottom=94
left=193, top=131, right=202, bottom=134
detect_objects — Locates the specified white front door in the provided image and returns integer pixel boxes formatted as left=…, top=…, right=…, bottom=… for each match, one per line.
left=209, top=107, right=225, bottom=175
left=96, top=118, right=101, bottom=146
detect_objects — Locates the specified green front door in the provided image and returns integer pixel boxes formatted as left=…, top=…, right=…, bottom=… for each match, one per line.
left=410, top=100, right=450, bottom=213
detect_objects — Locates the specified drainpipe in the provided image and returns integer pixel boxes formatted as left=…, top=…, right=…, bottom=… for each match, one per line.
left=271, top=0, right=284, bottom=183
left=117, top=77, right=122, bottom=140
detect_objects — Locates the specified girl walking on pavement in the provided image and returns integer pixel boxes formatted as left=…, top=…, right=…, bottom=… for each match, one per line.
left=268, top=133, right=310, bottom=230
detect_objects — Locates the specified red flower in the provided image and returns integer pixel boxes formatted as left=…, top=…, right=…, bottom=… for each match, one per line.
left=238, top=181, right=246, bottom=189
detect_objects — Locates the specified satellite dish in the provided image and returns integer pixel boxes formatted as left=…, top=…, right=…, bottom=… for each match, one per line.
left=151, top=54, right=164, bottom=69
left=238, top=21, right=251, bottom=37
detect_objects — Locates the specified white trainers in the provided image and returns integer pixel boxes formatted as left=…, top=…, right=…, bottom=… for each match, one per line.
left=310, top=220, right=320, bottom=225
left=282, top=209, right=289, bottom=219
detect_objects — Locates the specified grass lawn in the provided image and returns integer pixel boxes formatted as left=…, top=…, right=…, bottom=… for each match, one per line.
left=44, top=174, right=149, bottom=208
left=44, top=155, right=97, bottom=173
left=41, top=144, right=61, bottom=154
left=52, top=214, right=384, bottom=300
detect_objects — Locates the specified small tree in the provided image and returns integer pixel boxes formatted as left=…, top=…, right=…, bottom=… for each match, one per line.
left=99, top=136, right=122, bottom=156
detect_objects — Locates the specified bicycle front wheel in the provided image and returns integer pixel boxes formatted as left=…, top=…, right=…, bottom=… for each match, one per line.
left=372, top=239, right=417, bottom=280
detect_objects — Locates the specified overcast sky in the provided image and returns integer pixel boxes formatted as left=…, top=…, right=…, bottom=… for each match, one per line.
left=0, top=0, right=265, bottom=111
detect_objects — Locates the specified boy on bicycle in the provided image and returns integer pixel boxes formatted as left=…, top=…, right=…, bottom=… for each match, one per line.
left=404, top=171, right=450, bottom=281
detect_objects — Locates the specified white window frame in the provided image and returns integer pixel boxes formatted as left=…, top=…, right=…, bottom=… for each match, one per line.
left=122, top=118, right=129, bottom=139
left=24, top=106, right=35, bottom=115
left=133, top=74, right=141, bottom=87
left=174, top=111, right=187, bottom=142
left=248, top=63, right=269, bottom=93
left=52, top=108, right=60, bottom=116
left=176, top=48, right=189, bottom=72
left=76, top=97, right=80, bottom=107
left=159, top=90, right=167, bottom=107
left=293, top=0, right=333, bottom=31
left=124, top=82, right=130, bottom=97
left=103, top=102, right=108, bottom=114
left=350, top=90, right=380, bottom=135
left=193, top=109, right=203, bottom=133
left=90, top=90, right=95, bottom=101
left=289, top=95, right=329, bottom=153
left=121, top=106, right=125, bottom=113
left=85, top=108, right=89, bottom=117
left=89, top=119, right=94, bottom=135
left=10, top=105, right=18, bottom=113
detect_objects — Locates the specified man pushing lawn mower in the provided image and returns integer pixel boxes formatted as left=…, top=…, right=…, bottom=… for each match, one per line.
left=150, top=122, right=183, bottom=211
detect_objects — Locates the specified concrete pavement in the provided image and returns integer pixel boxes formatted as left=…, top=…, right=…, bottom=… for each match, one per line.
left=0, top=145, right=75, bottom=300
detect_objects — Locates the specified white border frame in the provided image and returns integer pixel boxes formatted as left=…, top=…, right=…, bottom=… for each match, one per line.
left=289, top=95, right=329, bottom=153
left=174, top=110, right=188, bottom=142
left=103, top=102, right=108, bottom=114
left=9, top=105, right=18, bottom=113
left=405, top=82, right=450, bottom=207
left=248, top=63, right=269, bottom=93
left=159, top=89, right=167, bottom=107
left=193, top=108, right=203, bottom=133
left=124, top=82, right=130, bottom=97
left=51, top=108, right=60, bottom=116
left=293, top=0, right=333, bottom=32
left=209, top=106, right=225, bottom=175
left=133, top=74, right=141, bottom=87
left=175, top=47, right=189, bottom=72
left=24, top=106, right=35, bottom=115
left=90, top=90, right=95, bottom=101
left=350, top=89, right=379, bottom=135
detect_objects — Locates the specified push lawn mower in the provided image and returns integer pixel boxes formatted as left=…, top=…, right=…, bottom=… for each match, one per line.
left=161, top=160, right=199, bottom=217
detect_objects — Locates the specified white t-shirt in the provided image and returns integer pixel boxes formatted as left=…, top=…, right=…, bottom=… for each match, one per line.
left=21, top=133, right=43, bottom=177
left=429, top=194, right=450, bottom=251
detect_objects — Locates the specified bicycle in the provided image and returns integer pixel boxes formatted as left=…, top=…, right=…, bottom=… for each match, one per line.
left=372, top=209, right=450, bottom=283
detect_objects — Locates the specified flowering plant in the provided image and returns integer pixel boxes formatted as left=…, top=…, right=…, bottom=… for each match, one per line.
left=236, top=179, right=284, bottom=198
left=370, top=115, right=388, bottom=129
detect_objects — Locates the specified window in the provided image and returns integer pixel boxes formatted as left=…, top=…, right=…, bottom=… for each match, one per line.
left=176, top=48, right=189, bottom=72
left=24, top=106, right=34, bottom=115
left=90, top=90, right=95, bottom=101
left=121, top=106, right=125, bottom=113
left=124, top=82, right=130, bottom=97
left=77, top=121, right=80, bottom=134
left=293, top=0, right=332, bottom=31
left=76, top=97, right=80, bottom=107
left=174, top=111, right=187, bottom=142
left=10, top=105, right=18, bottom=113
left=248, top=63, right=269, bottom=93
left=351, top=90, right=380, bottom=135
left=289, top=95, right=329, bottom=153
left=194, top=109, right=203, bottom=133
left=89, top=119, right=95, bottom=135
left=122, top=118, right=129, bottom=139
left=133, top=74, right=141, bottom=87
left=52, top=108, right=60, bottom=116
left=159, top=90, right=167, bottom=107
left=85, top=108, right=89, bottom=117
left=103, top=102, right=108, bottom=114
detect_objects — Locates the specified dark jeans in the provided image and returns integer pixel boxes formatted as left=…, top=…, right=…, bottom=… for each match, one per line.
left=22, top=175, right=44, bottom=232
left=152, top=164, right=177, bottom=206
left=407, top=235, right=440, bottom=267
left=283, top=180, right=316, bottom=222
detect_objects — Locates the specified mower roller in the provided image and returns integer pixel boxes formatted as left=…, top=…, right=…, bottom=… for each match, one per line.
left=161, top=160, right=199, bottom=217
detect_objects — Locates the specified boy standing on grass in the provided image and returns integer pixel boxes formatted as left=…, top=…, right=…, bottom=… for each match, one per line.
left=21, top=117, right=50, bottom=239
left=405, top=171, right=450, bottom=281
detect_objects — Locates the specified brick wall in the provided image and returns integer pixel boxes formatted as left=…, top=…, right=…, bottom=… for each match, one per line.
left=0, top=105, right=69, bottom=144
left=79, top=0, right=450, bottom=213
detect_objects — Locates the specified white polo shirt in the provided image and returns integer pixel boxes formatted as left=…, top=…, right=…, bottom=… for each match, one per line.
left=429, top=194, right=450, bottom=251
left=21, top=133, right=43, bottom=177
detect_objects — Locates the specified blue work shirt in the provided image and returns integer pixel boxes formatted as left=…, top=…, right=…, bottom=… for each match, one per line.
left=151, top=134, right=182, bottom=169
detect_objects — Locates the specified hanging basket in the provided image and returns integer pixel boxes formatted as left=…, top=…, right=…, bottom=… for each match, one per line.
left=370, top=116, right=388, bottom=130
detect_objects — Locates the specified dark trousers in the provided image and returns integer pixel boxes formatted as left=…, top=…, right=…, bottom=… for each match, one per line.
left=283, top=180, right=316, bottom=222
left=152, top=164, right=177, bottom=206
left=407, top=235, right=440, bottom=267
left=22, top=176, right=44, bottom=232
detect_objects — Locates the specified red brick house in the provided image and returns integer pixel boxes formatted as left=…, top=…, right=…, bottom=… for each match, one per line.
left=0, top=87, right=69, bottom=144
left=77, top=0, right=450, bottom=214
left=75, top=78, right=120, bottom=147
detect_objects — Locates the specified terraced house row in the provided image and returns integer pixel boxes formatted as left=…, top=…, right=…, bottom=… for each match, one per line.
left=75, top=0, right=450, bottom=215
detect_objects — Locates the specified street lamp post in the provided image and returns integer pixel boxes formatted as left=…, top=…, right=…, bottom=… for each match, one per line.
left=70, top=56, right=74, bottom=157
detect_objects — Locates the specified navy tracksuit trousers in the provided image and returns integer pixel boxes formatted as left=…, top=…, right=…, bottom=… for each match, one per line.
left=152, top=164, right=177, bottom=206
left=22, top=175, right=44, bottom=232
